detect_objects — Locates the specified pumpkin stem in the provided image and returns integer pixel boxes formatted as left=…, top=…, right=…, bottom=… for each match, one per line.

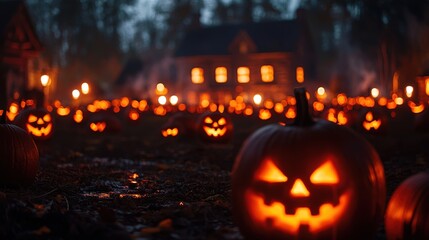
left=293, top=87, right=314, bottom=126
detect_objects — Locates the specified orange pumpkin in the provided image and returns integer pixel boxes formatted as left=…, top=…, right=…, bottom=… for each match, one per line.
left=385, top=171, right=429, bottom=240
left=231, top=88, right=385, bottom=239
left=0, top=122, right=39, bottom=186
left=197, top=111, right=233, bottom=143
left=14, top=108, right=54, bottom=140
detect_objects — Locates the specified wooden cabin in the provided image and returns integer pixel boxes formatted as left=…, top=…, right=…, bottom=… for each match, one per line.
left=0, top=0, right=43, bottom=107
left=174, top=17, right=315, bottom=106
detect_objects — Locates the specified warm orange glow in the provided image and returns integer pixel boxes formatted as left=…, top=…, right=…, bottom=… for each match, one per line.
left=178, top=103, right=186, bottom=111
left=191, top=68, right=204, bottom=84
left=337, top=94, right=347, bottom=106
left=245, top=190, right=350, bottom=234
left=264, top=100, right=274, bottom=109
left=378, top=97, right=387, bottom=106
left=285, top=108, right=296, bottom=119
left=386, top=100, right=397, bottom=109
left=408, top=101, right=425, bottom=114
left=254, top=159, right=288, bottom=182
left=155, top=83, right=168, bottom=95
left=310, top=161, right=339, bottom=184
left=296, top=67, right=304, bottom=83
left=290, top=179, right=310, bottom=197
left=337, top=111, right=348, bottom=125
left=120, top=97, right=130, bottom=107
left=327, top=109, right=337, bottom=123
left=139, top=100, right=148, bottom=111
left=237, top=67, right=250, bottom=83
left=426, top=78, right=429, bottom=96
left=363, top=112, right=381, bottom=130
left=162, top=128, right=179, bottom=137
left=56, top=106, right=71, bottom=116
left=215, top=67, right=227, bottom=83
left=154, top=106, right=167, bottom=116
left=90, top=122, right=106, bottom=132
left=364, top=97, right=375, bottom=107
left=73, top=110, right=83, bottom=123
left=313, top=101, right=325, bottom=112
left=259, top=109, right=272, bottom=120
left=394, top=97, right=404, bottom=105
left=274, top=103, right=284, bottom=114
left=261, top=65, right=274, bottom=82
left=128, top=109, right=140, bottom=121
left=366, top=112, right=374, bottom=121
left=6, top=103, right=19, bottom=121
left=26, top=114, right=53, bottom=137
left=209, top=103, right=217, bottom=112
left=244, top=106, right=254, bottom=116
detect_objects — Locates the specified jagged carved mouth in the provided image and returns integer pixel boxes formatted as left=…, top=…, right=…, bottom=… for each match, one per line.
left=26, top=123, right=52, bottom=137
left=244, top=190, right=350, bottom=234
left=203, top=126, right=227, bottom=137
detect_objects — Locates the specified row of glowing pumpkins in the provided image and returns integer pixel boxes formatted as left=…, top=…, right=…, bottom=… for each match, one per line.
left=3, top=98, right=429, bottom=142
left=0, top=88, right=428, bottom=239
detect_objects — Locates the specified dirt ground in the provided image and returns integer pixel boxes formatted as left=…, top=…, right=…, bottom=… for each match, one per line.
left=1, top=110, right=428, bottom=239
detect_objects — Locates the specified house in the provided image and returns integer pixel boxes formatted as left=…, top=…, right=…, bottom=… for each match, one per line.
left=173, top=15, right=316, bottom=106
left=0, top=0, right=44, bottom=107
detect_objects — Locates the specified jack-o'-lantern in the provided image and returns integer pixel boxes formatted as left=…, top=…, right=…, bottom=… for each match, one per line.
left=88, top=112, right=121, bottom=133
left=197, top=112, right=233, bottom=143
left=385, top=171, right=429, bottom=240
left=14, top=108, right=54, bottom=140
left=232, top=88, right=385, bottom=239
left=161, top=113, right=195, bottom=138
left=358, top=109, right=387, bottom=134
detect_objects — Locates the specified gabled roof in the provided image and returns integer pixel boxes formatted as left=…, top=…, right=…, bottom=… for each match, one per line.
left=0, top=0, right=43, bottom=52
left=0, top=0, right=22, bottom=34
left=175, top=20, right=302, bottom=57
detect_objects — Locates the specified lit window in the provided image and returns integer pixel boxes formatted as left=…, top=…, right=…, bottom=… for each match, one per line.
left=261, top=65, right=274, bottom=82
left=296, top=67, right=304, bottom=83
left=237, top=67, right=250, bottom=83
left=191, top=67, right=204, bottom=84
left=215, top=67, right=227, bottom=83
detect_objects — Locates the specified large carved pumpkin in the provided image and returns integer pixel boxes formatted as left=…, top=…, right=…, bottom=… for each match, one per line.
left=196, top=111, right=233, bottom=143
left=385, top=171, right=429, bottom=240
left=231, top=88, right=386, bottom=239
left=0, top=122, right=39, bottom=186
left=14, top=108, right=54, bottom=140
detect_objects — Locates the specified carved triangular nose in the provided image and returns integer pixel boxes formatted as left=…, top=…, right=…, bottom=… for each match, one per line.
left=290, top=178, right=310, bottom=197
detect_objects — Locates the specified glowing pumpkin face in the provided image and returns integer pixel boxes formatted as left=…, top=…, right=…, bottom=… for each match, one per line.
left=197, top=112, right=233, bottom=143
left=161, top=112, right=195, bottom=139
left=245, top=156, right=350, bottom=235
left=232, top=88, right=385, bottom=239
left=14, top=108, right=54, bottom=140
left=88, top=112, right=121, bottom=133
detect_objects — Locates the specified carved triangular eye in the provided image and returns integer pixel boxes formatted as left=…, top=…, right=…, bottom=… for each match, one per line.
left=43, top=114, right=51, bottom=122
left=255, top=158, right=288, bottom=182
left=204, top=117, right=213, bottom=124
left=310, top=161, right=339, bottom=184
left=218, top=117, right=226, bottom=125
left=28, top=114, right=38, bottom=123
